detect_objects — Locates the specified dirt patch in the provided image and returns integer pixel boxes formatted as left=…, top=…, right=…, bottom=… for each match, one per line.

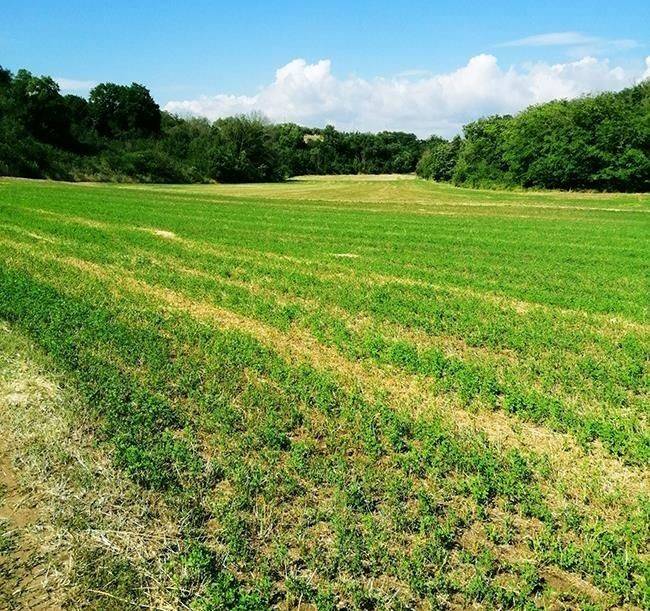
left=147, top=228, right=178, bottom=240
left=541, top=566, right=607, bottom=603
left=0, top=373, right=63, bottom=608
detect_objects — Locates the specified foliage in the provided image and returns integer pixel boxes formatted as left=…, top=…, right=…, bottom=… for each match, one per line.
left=417, top=81, right=650, bottom=192
left=208, top=114, right=282, bottom=183
left=502, top=82, right=650, bottom=191
left=89, top=82, right=161, bottom=139
left=0, top=65, right=429, bottom=184
left=416, top=135, right=462, bottom=181
left=1, top=64, right=647, bottom=190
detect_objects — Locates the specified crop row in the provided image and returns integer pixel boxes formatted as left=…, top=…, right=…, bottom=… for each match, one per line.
left=2, top=230, right=646, bottom=465
left=0, top=248, right=647, bottom=607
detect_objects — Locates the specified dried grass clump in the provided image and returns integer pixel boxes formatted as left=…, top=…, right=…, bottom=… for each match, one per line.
left=0, top=323, right=186, bottom=610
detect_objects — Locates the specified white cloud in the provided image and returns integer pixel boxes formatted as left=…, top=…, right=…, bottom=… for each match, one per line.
left=164, top=55, right=649, bottom=137
left=55, top=77, right=96, bottom=92
left=498, top=32, right=640, bottom=58
left=643, top=57, right=650, bottom=81
left=498, top=32, right=599, bottom=47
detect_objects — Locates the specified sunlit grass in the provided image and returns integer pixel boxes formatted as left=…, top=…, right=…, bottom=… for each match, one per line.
left=0, top=176, right=647, bottom=608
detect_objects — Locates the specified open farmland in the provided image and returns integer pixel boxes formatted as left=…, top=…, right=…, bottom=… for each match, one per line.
left=0, top=175, right=648, bottom=609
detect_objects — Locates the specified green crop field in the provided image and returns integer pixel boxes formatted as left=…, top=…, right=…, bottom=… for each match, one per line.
left=0, top=175, right=648, bottom=609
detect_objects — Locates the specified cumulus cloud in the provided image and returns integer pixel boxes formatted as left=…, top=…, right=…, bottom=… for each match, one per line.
left=164, top=55, right=649, bottom=137
left=642, top=56, right=650, bottom=81
left=55, top=77, right=96, bottom=92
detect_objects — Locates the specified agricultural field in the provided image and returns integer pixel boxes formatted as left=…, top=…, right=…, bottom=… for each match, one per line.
left=0, top=175, right=648, bottom=609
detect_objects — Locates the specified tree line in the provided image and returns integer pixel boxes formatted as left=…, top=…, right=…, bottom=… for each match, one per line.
left=1, top=65, right=648, bottom=191
left=0, top=66, right=428, bottom=183
left=417, top=81, right=649, bottom=192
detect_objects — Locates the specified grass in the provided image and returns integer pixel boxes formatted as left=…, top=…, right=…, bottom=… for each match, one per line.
left=0, top=175, right=647, bottom=609
left=0, top=321, right=188, bottom=609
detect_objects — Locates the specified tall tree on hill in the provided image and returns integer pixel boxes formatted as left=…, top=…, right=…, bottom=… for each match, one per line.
left=89, top=82, right=161, bottom=138
left=10, top=69, right=72, bottom=147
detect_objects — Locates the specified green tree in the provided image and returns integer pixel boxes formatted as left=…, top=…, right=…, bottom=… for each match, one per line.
left=207, top=114, right=282, bottom=183
left=0, top=66, right=11, bottom=89
left=502, top=81, right=649, bottom=191
left=270, top=123, right=311, bottom=177
left=452, top=115, right=512, bottom=186
left=307, top=125, right=341, bottom=174
left=10, top=69, right=72, bottom=147
left=416, top=136, right=462, bottom=181
left=89, top=82, right=161, bottom=138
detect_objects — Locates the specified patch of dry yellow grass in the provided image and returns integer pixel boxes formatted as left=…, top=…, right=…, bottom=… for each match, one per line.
left=0, top=322, right=187, bottom=610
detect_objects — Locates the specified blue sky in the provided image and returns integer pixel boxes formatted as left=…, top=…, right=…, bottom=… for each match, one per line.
left=2, top=1, right=648, bottom=135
